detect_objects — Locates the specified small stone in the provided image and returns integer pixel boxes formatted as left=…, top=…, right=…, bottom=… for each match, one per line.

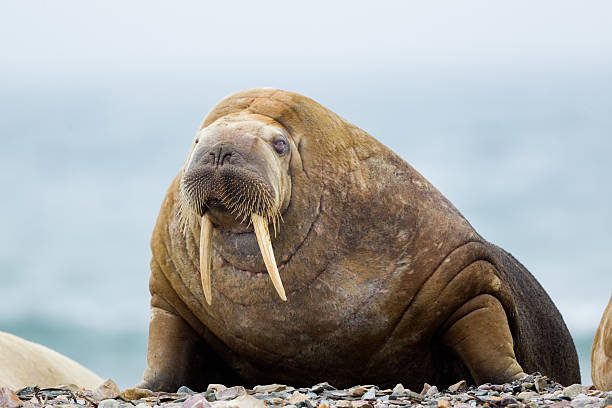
left=425, top=386, right=438, bottom=398
left=227, top=394, right=266, bottom=408
left=350, top=387, right=369, bottom=397
left=475, top=391, right=488, bottom=396
left=288, top=391, right=310, bottom=405
left=362, top=389, right=377, bottom=400
left=209, top=384, right=228, bottom=392
left=534, top=377, right=549, bottom=393
left=517, top=391, right=538, bottom=400
left=478, top=384, right=492, bottom=391
left=134, top=403, right=149, bottom=408
left=438, top=398, right=451, bottom=408
left=571, top=397, right=601, bottom=408
left=335, top=401, right=353, bottom=408
left=399, top=390, right=424, bottom=401
left=352, top=401, right=373, bottom=408
left=253, top=384, right=287, bottom=393
left=550, top=402, right=572, bottom=408
left=448, top=380, right=467, bottom=393
left=522, top=383, right=534, bottom=390
left=183, top=394, right=213, bottom=408
left=204, top=389, right=218, bottom=401
left=178, top=386, right=197, bottom=395
left=311, top=383, right=336, bottom=393
left=392, top=384, right=405, bottom=395
left=93, top=379, right=121, bottom=400
left=564, top=385, right=587, bottom=399
left=500, top=396, right=519, bottom=406
left=374, top=404, right=387, bottom=408
left=217, top=386, right=247, bottom=401
left=99, top=399, right=120, bottom=408
left=328, top=390, right=351, bottom=398
left=118, top=387, right=154, bottom=401
left=421, top=384, right=432, bottom=395
left=318, top=400, right=331, bottom=408
left=284, top=405, right=297, bottom=408
left=0, top=387, right=22, bottom=408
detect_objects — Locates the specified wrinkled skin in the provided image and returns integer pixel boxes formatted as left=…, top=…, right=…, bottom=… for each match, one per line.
left=138, top=89, right=580, bottom=391
left=592, top=296, right=612, bottom=390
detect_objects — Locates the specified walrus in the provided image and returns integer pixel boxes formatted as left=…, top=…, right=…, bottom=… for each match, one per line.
left=138, top=88, right=580, bottom=392
left=0, top=331, right=102, bottom=390
left=592, top=295, right=612, bottom=390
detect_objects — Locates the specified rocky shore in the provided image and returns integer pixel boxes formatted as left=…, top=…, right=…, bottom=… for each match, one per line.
left=1, top=374, right=610, bottom=408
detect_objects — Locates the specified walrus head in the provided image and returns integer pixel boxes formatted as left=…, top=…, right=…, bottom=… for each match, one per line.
left=178, top=113, right=293, bottom=304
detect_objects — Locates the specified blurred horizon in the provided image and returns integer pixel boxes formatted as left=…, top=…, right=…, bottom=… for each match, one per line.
left=1, top=0, right=610, bottom=389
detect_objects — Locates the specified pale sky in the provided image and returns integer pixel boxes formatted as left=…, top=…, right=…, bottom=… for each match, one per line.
left=1, top=0, right=611, bottom=78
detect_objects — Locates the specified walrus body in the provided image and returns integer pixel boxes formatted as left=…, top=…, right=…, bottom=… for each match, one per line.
left=140, top=89, right=579, bottom=391
left=592, top=296, right=612, bottom=390
left=0, top=331, right=102, bottom=390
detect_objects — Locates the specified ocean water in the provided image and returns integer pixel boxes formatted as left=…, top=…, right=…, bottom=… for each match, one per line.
left=0, top=70, right=610, bottom=388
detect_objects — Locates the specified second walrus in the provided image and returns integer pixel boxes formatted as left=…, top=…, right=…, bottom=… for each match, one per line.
left=138, top=88, right=580, bottom=391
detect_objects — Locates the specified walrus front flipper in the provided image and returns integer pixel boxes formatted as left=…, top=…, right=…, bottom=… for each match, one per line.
left=441, top=294, right=526, bottom=384
left=138, top=295, right=239, bottom=392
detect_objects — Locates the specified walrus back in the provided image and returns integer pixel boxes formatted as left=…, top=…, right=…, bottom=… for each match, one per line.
left=489, top=244, right=581, bottom=385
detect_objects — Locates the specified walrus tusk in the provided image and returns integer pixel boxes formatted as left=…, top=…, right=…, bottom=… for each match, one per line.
left=200, top=214, right=213, bottom=305
left=251, top=213, right=287, bottom=301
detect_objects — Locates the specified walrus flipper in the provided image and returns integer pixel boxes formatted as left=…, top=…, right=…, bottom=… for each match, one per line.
left=137, top=295, right=205, bottom=391
left=138, top=295, right=239, bottom=392
left=441, top=294, right=526, bottom=384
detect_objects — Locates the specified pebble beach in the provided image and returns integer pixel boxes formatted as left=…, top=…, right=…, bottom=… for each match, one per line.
left=2, top=374, right=610, bottom=408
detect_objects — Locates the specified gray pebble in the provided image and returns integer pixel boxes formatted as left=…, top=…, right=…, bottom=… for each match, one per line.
left=392, top=384, right=405, bottom=394
left=362, top=388, right=377, bottom=400
left=571, top=397, right=602, bottom=408
left=564, top=384, right=587, bottom=399
left=500, top=396, right=519, bottom=405
left=517, top=391, right=538, bottom=400
left=98, top=400, right=120, bottom=408
left=216, top=385, right=247, bottom=401
left=178, top=385, right=197, bottom=395
left=253, top=384, right=288, bottom=393
left=310, top=382, right=336, bottom=393
left=424, top=386, right=438, bottom=398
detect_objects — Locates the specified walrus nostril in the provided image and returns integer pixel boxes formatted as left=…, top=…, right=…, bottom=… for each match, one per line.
left=221, top=152, right=232, bottom=166
left=206, top=147, right=233, bottom=167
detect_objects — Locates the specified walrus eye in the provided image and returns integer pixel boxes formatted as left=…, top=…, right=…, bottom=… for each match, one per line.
left=272, top=138, right=289, bottom=155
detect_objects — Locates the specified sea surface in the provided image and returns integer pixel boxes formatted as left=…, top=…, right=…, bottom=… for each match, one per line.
left=0, top=70, right=610, bottom=389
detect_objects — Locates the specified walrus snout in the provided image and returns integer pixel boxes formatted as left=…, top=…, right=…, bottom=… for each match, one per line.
left=186, top=140, right=250, bottom=172
left=178, top=117, right=292, bottom=305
